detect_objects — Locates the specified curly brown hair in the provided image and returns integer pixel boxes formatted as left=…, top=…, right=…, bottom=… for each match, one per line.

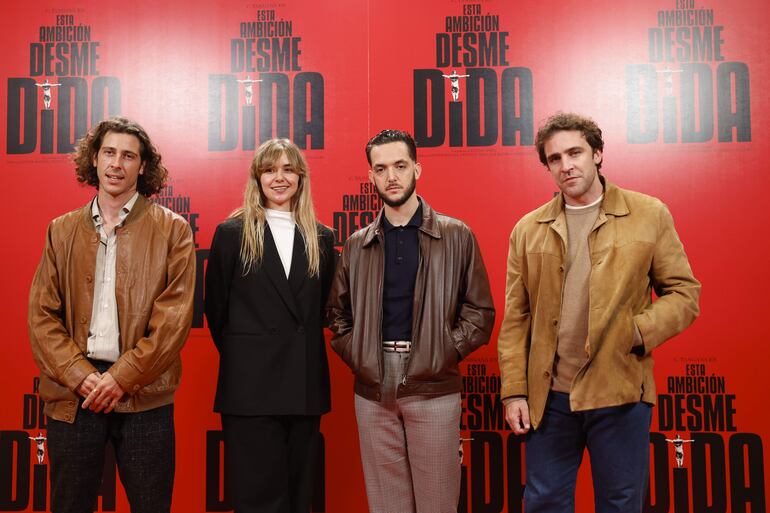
left=535, top=113, right=604, bottom=171
left=73, top=116, right=168, bottom=196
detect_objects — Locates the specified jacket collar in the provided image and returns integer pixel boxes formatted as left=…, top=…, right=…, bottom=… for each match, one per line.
left=362, top=196, right=441, bottom=247
left=80, top=193, right=150, bottom=230
left=536, top=176, right=629, bottom=223
left=599, top=179, right=630, bottom=217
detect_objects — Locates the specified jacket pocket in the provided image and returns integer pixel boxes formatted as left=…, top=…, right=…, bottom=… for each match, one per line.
left=616, top=308, right=644, bottom=391
left=444, top=324, right=460, bottom=365
left=332, top=333, right=359, bottom=375
left=616, top=307, right=636, bottom=355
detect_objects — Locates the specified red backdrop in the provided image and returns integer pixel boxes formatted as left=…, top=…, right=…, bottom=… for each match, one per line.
left=1, top=0, right=767, bottom=511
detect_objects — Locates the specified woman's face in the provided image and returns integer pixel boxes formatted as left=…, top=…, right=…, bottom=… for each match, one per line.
left=259, top=151, right=299, bottom=211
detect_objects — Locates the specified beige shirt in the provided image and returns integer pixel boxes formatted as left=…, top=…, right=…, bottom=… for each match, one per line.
left=86, top=192, right=139, bottom=362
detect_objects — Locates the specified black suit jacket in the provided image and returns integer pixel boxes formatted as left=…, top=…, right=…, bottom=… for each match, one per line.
left=205, top=217, right=336, bottom=415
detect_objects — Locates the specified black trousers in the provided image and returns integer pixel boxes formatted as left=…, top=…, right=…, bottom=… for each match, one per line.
left=221, top=414, right=321, bottom=513
left=46, top=403, right=175, bottom=513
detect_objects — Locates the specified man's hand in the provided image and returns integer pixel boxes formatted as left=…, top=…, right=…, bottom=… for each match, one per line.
left=77, top=372, right=102, bottom=398
left=505, top=398, right=531, bottom=435
left=82, top=373, right=125, bottom=413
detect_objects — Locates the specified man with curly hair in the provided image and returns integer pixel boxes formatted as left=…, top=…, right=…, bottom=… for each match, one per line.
left=497, top=112, right=700, bottom=513
left=28, top=116, right=196, bottom=513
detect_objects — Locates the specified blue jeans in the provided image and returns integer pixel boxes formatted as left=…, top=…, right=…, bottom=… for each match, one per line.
left=524, top=392, right=652, bottom=513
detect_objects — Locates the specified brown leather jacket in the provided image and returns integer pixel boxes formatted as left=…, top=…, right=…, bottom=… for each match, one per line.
left=327, top=198, right=495, bottom=401
left=28, top=195, right=196, bottom=423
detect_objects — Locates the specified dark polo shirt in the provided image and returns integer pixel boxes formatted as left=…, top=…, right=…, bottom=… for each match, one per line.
left=381, top=203, right=422, bottom=341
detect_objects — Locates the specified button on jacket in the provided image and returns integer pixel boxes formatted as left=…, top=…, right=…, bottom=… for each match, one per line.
left=327, top=198, right=496, bottom=401
left=498, top=180, right=700, bottom=429
left=28, top=195, right=196, bottom=423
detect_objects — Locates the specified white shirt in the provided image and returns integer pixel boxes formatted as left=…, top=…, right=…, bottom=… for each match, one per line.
left=265, top=209, right=296, bottom=278
left=564, top=194, right=604, bottom=211
left=86, top=192, right=139, bottom=362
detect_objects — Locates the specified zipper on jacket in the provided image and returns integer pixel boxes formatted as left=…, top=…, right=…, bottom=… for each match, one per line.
left=376, top=228, right=385, bottom=399
left=400, top=240, right=425, bottom=391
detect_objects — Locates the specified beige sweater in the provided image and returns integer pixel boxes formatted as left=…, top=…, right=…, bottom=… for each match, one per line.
left=552, top=200, right=601, bottom=393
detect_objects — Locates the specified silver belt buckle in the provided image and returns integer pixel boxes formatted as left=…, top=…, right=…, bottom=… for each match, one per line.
left=383, top=340, right=411, bottom=353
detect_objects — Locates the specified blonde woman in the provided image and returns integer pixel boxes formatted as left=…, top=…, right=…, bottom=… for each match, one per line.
left=205, top=139, right=335, bottom=513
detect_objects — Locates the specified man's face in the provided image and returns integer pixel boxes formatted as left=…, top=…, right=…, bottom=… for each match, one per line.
left=368, top=141, right=421, bottom=208
left=543, top=130, right=603, bottom=206
left=93, top=131, right=144, bottom=200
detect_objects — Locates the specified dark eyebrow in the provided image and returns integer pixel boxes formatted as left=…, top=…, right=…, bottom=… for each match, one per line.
left=100, top=146, right=138, bottom=157
left=547, top=146, right=584, bottom=161
left=373, top=158, right=409, bottom=169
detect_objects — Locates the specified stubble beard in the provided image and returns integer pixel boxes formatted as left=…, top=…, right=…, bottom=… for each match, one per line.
left=376, top=174, right=417, bottom=208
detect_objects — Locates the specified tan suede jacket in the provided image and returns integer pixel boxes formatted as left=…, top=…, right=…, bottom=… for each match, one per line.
left=498, top=180, right=700, bottom=429
left=28, top=195, right=196, bottom=423
left=328, top=198, right=495, bottom=401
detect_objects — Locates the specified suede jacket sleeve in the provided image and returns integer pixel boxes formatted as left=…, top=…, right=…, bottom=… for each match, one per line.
left=632, top=204, right=701, bottom=354
left=497, top=223, right=531, bottom=399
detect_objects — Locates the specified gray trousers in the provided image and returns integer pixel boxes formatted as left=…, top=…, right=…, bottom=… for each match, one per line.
left=354, top=351, right=461, bottom=513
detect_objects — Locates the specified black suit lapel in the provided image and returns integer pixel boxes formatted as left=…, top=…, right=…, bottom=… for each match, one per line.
left=288, top=226, right=308, bottom=296
left=263, top=225, right=303, bottom=323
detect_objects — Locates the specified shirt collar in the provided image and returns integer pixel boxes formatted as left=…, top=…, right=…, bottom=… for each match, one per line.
left=92, top=192, right=140, bottom=229
left=565, top=194, right=604, bottom=211
left=382, top=202, right=423, bottom=233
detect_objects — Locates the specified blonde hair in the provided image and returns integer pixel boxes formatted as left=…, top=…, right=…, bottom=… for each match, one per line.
left=231, top=138, right=321, bottom=276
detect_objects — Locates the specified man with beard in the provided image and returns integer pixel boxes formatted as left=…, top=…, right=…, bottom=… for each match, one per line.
left=328, top=129, right=495, bottom=513
left=498, top=113, right=700, bottom=512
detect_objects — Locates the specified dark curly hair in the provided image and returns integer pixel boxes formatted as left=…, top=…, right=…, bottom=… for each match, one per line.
left=365, top=129, right=417, bottom=165
left=535, top=113, right=604, bottom=171
left=73, top=116, right=167, bottom=196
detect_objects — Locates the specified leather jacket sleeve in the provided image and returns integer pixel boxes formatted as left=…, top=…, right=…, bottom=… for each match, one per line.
left=451, top=229, right=496, bottom=359
left=326, top=238, right=354, bottom=367
left=28, top=222, right=97, bottom=392
left=108, top=219, right=196, bottom=394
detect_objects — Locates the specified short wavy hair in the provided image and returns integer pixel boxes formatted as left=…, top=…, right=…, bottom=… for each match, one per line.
left=73, top=116, right=167, bottom=196
left=535, top=113, right=604, bottom=170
